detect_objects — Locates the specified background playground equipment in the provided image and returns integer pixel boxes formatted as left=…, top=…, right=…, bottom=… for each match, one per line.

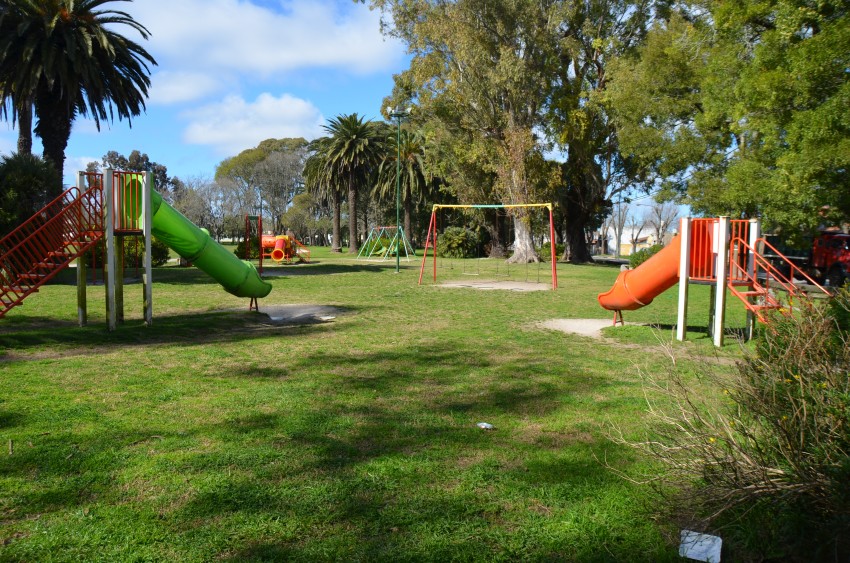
left=597, top=217, right=830, bottom=346
left=356, top=226, right=414, bottom=262
left=0, top=169, right=271, bottom=328
left=418, top=203, right=559, bottom=290
left=243, top=215, right=310, bottom=272
left=261, top=234, right=310, bottom=264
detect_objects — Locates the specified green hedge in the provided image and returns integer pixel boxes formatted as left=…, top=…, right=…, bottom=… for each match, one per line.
left=628, top=243, right=664, bottom=269
left=537, top=242, right=564, bottom=261
left=437, top=227, right=480, bottom=258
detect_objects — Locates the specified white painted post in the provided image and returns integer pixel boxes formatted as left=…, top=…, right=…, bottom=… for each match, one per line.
left=713, top=217, right=729, bottom=347
left=142, top=172, right=153, bottom=326
left=746, top=218, right=760, bottom=340
left=76, top=173, right=87, bottom=327
left=105, top=169, right=117, bottom=331
left=676, top=217, right=691, bottom=342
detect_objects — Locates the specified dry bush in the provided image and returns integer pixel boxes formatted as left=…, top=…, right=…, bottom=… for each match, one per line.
left=611, top=287, right=850, bottom=561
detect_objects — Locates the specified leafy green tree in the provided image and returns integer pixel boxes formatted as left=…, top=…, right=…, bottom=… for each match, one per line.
left=372, top=0, right=561, bottom=263
left=369, top=0, right=653, bottom=263
left=282, top=192, right=332, bottom=246
left=214, top=138, right=308, bottom=232
left=0, top=0, right=157, bottom=185
left=87, top=150, right=179, bottom=199
left=0, top=152, right=60, bottom=237
left=607, top=2, right=850, bottom=235
left=545, top=0, right=653, bottom=262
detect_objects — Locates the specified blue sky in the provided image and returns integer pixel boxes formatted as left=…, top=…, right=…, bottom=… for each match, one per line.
left=0, top=0, right=408, bottom=186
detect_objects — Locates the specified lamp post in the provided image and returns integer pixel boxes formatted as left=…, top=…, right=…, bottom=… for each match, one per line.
left=387, top=105, right=412, bottom=273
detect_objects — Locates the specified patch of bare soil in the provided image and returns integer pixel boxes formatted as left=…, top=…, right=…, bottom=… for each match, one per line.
left=438, top=280, right=551, bottom=292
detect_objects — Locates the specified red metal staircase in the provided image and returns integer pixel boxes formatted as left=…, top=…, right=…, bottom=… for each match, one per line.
left=0, top=179, right=104, bottom=317
left=727, top=237, right=830, bottom=323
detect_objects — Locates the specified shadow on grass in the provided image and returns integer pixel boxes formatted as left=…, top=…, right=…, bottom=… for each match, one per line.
left=0, top=306, right=358, bottom=358
left=177, top=399, right=658, bottom=561
left=0, top=335, right=675, bottom=561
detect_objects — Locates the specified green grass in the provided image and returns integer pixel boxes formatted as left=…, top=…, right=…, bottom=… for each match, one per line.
left=0, top=249, right=747, bottom=561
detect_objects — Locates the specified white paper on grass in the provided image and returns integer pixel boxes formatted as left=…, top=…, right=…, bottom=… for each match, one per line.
left=679, top=530, right=722, bottom=562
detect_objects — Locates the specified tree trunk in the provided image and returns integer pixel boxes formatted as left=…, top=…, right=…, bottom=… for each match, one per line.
left=347, top=175, right=358, bottom=253
left=565, top=218, right=592, bottom=263
left=16, top=100, right=33, bottom=155
left=487, top=210, right=506, bottom=258
left=34, top=87, right=72, bottom=194
left=507, top=211, right=539, bottom=264
left=559, top=219, right=570, bottom=261
left=331, top=189, right=342, bottom=252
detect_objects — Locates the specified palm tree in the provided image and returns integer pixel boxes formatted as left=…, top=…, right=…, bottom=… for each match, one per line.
left=0, top=0, right=156, bottom=185
left=303, top=137, right=344, bottom=252
left=374, top=127, right=430, bottom=245
left=319, top=114, right=385, bottom=253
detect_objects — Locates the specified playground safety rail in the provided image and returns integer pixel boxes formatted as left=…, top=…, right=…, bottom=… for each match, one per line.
left=0, top=181, right=104, bottom=316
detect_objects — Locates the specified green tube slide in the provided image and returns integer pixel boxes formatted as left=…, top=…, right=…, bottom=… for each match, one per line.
left=124, top=178, right=271, bottom=299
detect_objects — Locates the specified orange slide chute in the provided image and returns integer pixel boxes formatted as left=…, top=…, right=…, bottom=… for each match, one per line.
left=597, top=222, right=713, bottom=312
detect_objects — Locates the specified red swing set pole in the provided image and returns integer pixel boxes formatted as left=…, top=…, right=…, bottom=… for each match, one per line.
left=418, top=208, right=437, bottom=285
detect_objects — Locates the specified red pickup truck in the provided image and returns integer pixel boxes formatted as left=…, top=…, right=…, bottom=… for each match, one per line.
left=810, top=233, right=850, bottom=288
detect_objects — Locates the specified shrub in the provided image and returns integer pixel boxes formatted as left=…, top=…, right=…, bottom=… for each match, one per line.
left=84, top=236, right=170, bottom=268
left=628, top=243, right=663, bottom=269
left=235, top=237, right=261, bottom=260
left=437, top=226, right=479, bottom=258
left=615, top=288, right=850, bottom=560
left=537, top=242, right=564, bottom=261
left=0, top=152, right=61, bottom=237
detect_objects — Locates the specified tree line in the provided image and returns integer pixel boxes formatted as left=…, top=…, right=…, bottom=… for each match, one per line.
left=2, top=0, right=847, bottom=257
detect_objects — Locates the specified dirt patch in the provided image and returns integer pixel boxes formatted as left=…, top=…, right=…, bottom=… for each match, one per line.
left=538, top=318, right=623, bottom=339
left=438, top=280, right=551, bottom=292
left=251, top=304, right=344, bottom=326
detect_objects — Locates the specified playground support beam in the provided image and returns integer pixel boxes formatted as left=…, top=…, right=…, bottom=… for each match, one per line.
left=105, top=169, right=117, bottom=331
left=676, top=217, right=691, bottom=342
left=76, top=173, right=88, bottom=327
left=142, top=171, right=153, bottom=326
left=713, top=216, right=730, bottom=347
left=745, top=218, right=760, bottom=340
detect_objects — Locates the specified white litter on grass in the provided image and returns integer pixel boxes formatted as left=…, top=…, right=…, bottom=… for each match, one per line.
left=476, top=422, right=494, bottom=430
left=679, top=530, right=722, bottom=562
left=319, top=316, right=336, bottom=321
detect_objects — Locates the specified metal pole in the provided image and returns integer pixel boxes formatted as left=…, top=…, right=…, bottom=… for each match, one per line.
left=105, top=169, right=117, bottom=331
left=142, top=171, right=153, bottom=326
left=395, top=114, right=401, bottom=273
left=388, top=106, right=412, bottom=273
left=676, top=217, right=691, bottom=341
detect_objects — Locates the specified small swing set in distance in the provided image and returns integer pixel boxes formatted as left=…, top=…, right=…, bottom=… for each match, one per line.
left=418, top=203, right=558, bottom=290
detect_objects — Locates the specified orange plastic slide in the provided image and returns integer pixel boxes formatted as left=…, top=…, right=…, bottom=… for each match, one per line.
left=597, top=237, right=683, bottom=311
left=598, top=221, right=713, bottom=311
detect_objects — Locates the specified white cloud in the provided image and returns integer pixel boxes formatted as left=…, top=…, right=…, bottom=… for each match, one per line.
left=182, top=92, right=324, bottom=155
left=148, top=71, right=224, bottom=105
left=128, top=0, right=403, bottom=78
left=63, top=156, right=102, bottom=184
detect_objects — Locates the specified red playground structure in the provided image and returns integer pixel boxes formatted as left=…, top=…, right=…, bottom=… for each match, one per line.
left=244, top=213, right=310, bottom=273
left=261, top=234, right=310, bottom=265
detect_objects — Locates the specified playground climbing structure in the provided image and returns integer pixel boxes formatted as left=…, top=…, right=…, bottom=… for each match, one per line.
left=0, top=174, right=105, bottom=320
left=0, top=169, right=271, bottom=328
left=597, top=217, right=830, bottom=346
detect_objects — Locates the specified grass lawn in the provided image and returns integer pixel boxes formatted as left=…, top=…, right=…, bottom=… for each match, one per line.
left=0, top=248, right=750, bottom=561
